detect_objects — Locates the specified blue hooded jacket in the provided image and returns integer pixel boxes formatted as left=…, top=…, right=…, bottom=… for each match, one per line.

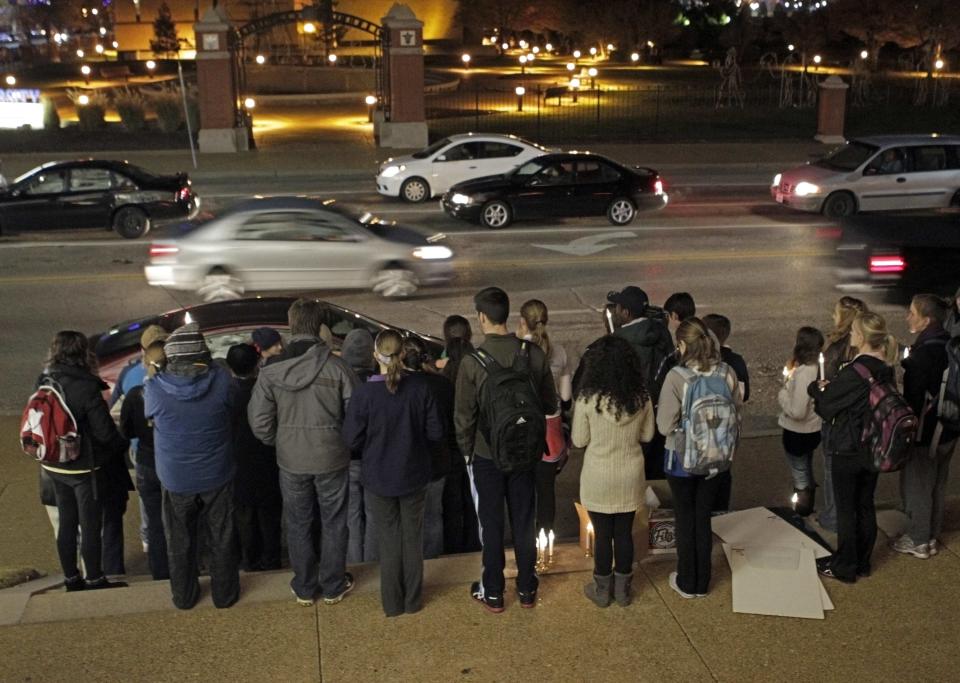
left=144, top=364, right=236, bottom=495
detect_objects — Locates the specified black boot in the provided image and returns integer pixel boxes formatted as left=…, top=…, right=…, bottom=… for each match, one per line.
left=794, top=487, right=816, bottom=517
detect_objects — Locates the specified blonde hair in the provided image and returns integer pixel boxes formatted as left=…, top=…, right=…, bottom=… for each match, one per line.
left=143, top=344, right=167, bottom=379
left=827, top=296, right=868, bottom=344
left=520, top=299, right=551, bottom=360
left=677, top=317, right=720, bottom=372
left=375, top=330, right=405, bottom=394
left=852, top=312, right=898, bottom=365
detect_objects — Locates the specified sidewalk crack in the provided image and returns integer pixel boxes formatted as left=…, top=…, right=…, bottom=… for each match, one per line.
left=315, top=606, right=323, bottom=682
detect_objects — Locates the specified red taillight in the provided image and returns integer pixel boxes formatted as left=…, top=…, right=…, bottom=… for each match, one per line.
left=177, top=187, right=191, bottom=201
left=150, top=244, right=179, bottom=259
left=654, top=179, right=664, bottom=195
left=869, top=254, right=905, bottom=274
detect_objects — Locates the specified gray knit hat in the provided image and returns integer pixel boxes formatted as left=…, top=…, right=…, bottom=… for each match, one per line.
left=164, top=322, right=211, bottom=364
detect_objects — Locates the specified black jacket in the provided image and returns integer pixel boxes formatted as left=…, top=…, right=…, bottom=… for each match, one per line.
left=42, top=364, right=127, bottom=472
left=808, top=354, right=892, bottom=457
left=419, top=371, right=460, bottom=480
left=231, top=376, right=280, bottom=503
left=119, top=384, right=154, bottom=469
left=902, top=324, right=956, bottom=446
left=614, top=318, right=674, bottom=390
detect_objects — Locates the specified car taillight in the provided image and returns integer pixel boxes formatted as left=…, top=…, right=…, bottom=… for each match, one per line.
left=869, top=254, right=906, bottom=274
left=177, top=187, right=191, bottom=201
left=150, top=244, right=179, bottom=259
left=654, top=179, right=664, bottom=195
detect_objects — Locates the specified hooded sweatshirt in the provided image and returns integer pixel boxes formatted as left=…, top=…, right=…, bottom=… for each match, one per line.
left=248, top=336, right=359, bottom=475
left=340, top=329, right=376, bottom=376
left=144, top=363, right=236, bottom=495
left=614, top=317, right=674, bottom=389
left=573, top=394, right=655, bottom=513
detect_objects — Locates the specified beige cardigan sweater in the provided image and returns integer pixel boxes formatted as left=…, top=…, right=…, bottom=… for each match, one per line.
left=573, top=396, right=655, bottom=514
left=777, top=363, right=822, bottom=433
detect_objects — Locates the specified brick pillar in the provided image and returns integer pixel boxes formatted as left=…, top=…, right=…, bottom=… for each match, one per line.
left=815, top=75, right=849, bottom=145
left=195, top=5, right=250, bottom=153
left=378, top=4, right=427, bottom=148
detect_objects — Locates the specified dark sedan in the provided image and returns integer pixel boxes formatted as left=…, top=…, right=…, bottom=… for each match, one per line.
left=93, top=296, right=443, bottom=393
left=0, top=159, right=198, bottom=238
left=440, top=152, right=668, bottom=229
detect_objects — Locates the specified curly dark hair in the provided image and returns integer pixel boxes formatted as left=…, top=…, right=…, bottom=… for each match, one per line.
left=575, top=335, right=649, bottom=420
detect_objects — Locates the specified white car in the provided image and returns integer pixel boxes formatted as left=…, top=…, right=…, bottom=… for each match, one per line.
left=772, top=134, right=960, bottom=218
left=376, top=133, right=549, bottom=203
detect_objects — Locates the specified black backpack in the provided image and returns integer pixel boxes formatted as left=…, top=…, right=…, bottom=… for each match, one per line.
left=936, top=337, right=960, bottom=431
left=472, top=343, right=546, bottom=473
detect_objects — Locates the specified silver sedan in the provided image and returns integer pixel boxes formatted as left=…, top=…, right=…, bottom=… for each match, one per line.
left=144, top=196, right=454, bottom=300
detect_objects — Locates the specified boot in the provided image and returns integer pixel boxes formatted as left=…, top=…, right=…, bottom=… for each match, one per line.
left=613, top=571, right=633, bottom=607
left=583, top=573, right=612, bottom=608
left=795, top=487, right=816, bottom=517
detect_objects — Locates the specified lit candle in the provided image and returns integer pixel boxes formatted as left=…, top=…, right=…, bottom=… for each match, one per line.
left=586, top=522, right=595, bottom=556
left=537, top=528, right=547, bottom=565
left=782, top=365, right=790, bottom=380
left=818, top=352, right=825, bottom=381
left=547, top=529, right=555, bottom=562
left=903, top=346, right=910, bottom=360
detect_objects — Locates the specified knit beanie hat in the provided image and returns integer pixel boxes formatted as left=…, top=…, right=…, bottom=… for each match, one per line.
left=164, top=322, right=211, bottom=364
left=341, top=329, right=376, bottom=372
left=251, top=327, right=282, bottom=353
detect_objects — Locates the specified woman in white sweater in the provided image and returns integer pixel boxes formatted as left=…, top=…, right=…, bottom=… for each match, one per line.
left=573, top=335, right=655, bottom=608
left=778, top=327, right=824, bottom=517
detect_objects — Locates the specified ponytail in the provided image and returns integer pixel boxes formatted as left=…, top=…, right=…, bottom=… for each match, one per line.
left=520, top=299, right=551, bottom=360
left=852, top=312, right=898, bottom=365
left=374, top=330, right=405, bottom=394
left=882, top=333, right=899, bottom=366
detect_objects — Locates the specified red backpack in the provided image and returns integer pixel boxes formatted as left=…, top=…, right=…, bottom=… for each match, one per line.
left=20, top=378, right=81, bottom=464
left=852, top=363, right=917, bottom=472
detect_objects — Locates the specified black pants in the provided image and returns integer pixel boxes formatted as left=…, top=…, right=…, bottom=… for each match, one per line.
left=468, top=456, right=538, bottom=597
left=235, top=485, right=283, bottom=571
left=588, top=510, right=636, bottom=575
left=441, top=470, right=465, bottom=554
left=668, top=474, right=721, bottom=595
left=712, top=470, right=732, bottom=513
left=47, top=469, right=103, bottom=581
left=535, top=459, right=557, bottom=534
left=830, top=453, right=879, bottom=581
left=368, top=488, right=427, bottom=616
left=643, top=432, right=666, bottom=480
left=162, top=481, right=240, bottom=610
left=101, top=491, right=127, bottom=575
left=136, top=464, right=169, bottom=580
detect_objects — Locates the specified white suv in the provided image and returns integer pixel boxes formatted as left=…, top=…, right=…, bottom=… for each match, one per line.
left=772, top=135, right=960, bottom=218
left=376, top=133, right=549, bottom=203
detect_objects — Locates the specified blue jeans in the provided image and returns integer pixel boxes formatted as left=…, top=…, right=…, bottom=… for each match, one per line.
left=819, top=425, right=837, bottom=531
left=278, top=467, right=349, bottom=600
left=785, top=453, right=815, bottom=490
left=423, top=479, right=445, bottom=559
left=346, top=461, right=365, bottom=564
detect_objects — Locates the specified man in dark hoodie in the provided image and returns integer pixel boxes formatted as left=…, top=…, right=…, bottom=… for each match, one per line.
left=248, top=298, right=360, bottom=606
left=227, top=343, right=283, bottom=571
left=144, top=322, right=239, bottom=610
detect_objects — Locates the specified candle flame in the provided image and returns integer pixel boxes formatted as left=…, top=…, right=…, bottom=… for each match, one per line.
left=586, top=522, right=594, bottom=532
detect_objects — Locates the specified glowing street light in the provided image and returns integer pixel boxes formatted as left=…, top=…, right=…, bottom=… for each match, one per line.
left=91, top=8, right=98, bottom=15
left=303, top=22, right=316, bottom=34
left=99, top=27, right=107, bottom=36
left=78, top=94, right=90, bottom=106
left=5, top=75, right=15, bottom=86
left=519, top=54, right=528, bottom=74
left=545, top=43, right=553, bottom=52
left=788, top=43, right=795, bottom=51
left=569, top=76, right=580, bottom=103
left=813, top=54, right=822, bottom=65
left=607, top=43, right=615, bottom=52
left=328, top=53, right=338, bottom=64
left=573, top=49, right=581, bottom=60
left=256, top=54, right=266, bottom=65
left=95, top=44, right=104, bottom=54
left=631, top=52, right=640, bottom=63
left=244, top=97, right=256, bottom=110
left=365, top=94, right=377, bottom=122
left=531, top=46, right=540, bottom=54
left=112, top=41, right=119, bottom=49
left=566, top=62, right=575, bottom=72
left=515, top=85, right=525, bottom=111
left=519, top=40, right=528, bottom=49
left=587, top=66, right=598, bottom=88
left=935, top=58, right=945, bottom=70
left=81, top=64, right=91, bottom=84
left=461, top=53, right=471, bottom=69
left=501, top=42, right=509, bottom=51
left=860, top=50, right=868, bottom=60
left=589, top=46, right=597, bottom=56
left=527, top=52, right=535, bottom=61
left=76, top=49, right=85, bottom=58
left=146, top=59, right=156, bottom=70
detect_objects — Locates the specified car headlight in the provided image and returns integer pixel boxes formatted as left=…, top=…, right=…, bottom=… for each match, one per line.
left=772, top=173, right=782, bottom=187
left=450, top=193, right=473, bottom=205
left=794, top=181, right=821, bottom=196
left=412, top=246, right=453, bottom=260
left=380, top=165, right=404, bottom=178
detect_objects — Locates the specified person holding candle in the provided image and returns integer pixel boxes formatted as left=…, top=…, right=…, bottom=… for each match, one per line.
left=573, top=335, right=655, bottom=607
left=808, top=312, right=897, bottom=583
left=818, top=296, right=869, bottom=533
left=778, top=327, right=824, bottom=517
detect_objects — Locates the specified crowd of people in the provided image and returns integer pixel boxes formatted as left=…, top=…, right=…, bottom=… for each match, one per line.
left=32, top=284, right=960, bottom=613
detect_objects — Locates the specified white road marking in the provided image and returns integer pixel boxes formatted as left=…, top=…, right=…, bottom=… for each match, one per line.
left=532, top=231, right=637, bottom=256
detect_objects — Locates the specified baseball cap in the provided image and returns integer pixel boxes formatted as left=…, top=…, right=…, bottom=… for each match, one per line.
left=607, top=286, right=649, bottom=317
left=140, top=324, right=169, bottom=350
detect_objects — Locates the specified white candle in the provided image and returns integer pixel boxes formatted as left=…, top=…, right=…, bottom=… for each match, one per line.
left=782, top=365, right=789, bottom=380
left=537, top=528, right=547, bottom=564
left=547, top=530, right=555, bottom=562
left=903, top=346, right=910, bottom=360
left=818, top=352, right=825, bottom=381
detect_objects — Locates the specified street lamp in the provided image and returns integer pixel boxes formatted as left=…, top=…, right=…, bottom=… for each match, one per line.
left=587, top=66, right=598, bottom=89
left=589, top=46, right=597, bottom=57
left=935, top=58, right=945, bottom=70
left=244, top=97, right=256, bottom=110
left=99, top=27, right=107, bottom=36
left=76, top=49, right=85, bottom=58
left=461, top=53, right=471, bottom=69
left=81, top=64, right=91, bottom=84
left=573, top=49, right=581, bottom=61
left=501, top=42, right=509, bottom=51
left=112, top=41, right=119, bottom=49
left=303, top=22, right=316, bottom=34
left=256, top=54, right=266, bottom=65
left=607, top=43, right=615, bottom=52
left=631, top=52, right=640, bottom=63
left=519, top=54, right=527, bottom=74
left=78, top=94, right=90, bottom=106
left=365, top=94, right=377, bottom=122
left=519, top=40, right=528, bottom=49
left=569, top=77, right=580, bottom=103
left=860, top=50, right=868, bottom=60
left=527, top=52, right=535, bottom=61
left=328, top=53, right=338, bottom=65
left=515, top=86, right=525, bottom=112
left=5, top=75, right=15, bottom=86
left=813, top=54, right=822, bottom=67
left=545, top=43, right=553, bottom=52
left=566, top=62, right=575, bottom=72
left=146, top=59, right=156, bottom=71
left=532, top=46, right=540, bottom=54
left=787, top=44, right=795, bottom=52
left=95, top=44, right=104, bottom=54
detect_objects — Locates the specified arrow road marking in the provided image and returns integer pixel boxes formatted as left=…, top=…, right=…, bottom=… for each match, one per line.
left=532, top=231, right=637, bottom=256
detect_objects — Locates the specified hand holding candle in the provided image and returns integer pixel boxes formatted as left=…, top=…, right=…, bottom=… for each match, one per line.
left=818, top=352, right=825, bottom=381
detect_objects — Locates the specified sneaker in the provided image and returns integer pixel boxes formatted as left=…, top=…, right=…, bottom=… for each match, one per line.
left=518, top=589, right=537, bottom=609
left=64, top=575, right=85, bottom=592
left=322, top=572, right=355, bottom=605
left=816, top=557, right=855, bottom=584
left=470, top=581, right=505, bottom=613
left=891, top=535, right=930, bottom=560
left=668, top=572, right=696, bottom=600
left=929, top=539, right=939, bottom=556
left=291, top=588, right=314, bottom=607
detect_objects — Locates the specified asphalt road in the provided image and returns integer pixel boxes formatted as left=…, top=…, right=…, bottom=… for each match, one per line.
left=0, top=172, right=912, bottom=421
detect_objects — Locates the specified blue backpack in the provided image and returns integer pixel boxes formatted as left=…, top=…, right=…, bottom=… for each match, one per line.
left=665, top=364, right=741, bottom=477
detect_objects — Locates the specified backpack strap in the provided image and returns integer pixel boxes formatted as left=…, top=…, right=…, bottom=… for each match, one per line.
left=471, top=348, right=501, bottom=376
left=851, top=361, right=875, bottom=385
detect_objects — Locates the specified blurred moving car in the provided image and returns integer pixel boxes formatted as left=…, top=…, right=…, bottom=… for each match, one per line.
left=835, top=213, right=960, bottom=298
left=144, top=196, right=454, bottom=300
left=93, top=296, right=443, bottom=393
left=376, top=133, right=548, bottom=203
left=440, top=151, right=667, bottom=229
left=772, top=135, right=960, bottom=218
left=0, top=159, right=198, bottom=238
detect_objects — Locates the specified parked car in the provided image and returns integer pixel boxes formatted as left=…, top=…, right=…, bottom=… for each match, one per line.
left=376, top=133, right=549, bottom=203
left=93, top=296, right=444, bottom=393
left=0, top=159, right=198, bottom=238
left=772, top=135, right=960, bottom=218
left=144, top=196, right=454, bottom=300
left=440, top=151, right=668, bottom=229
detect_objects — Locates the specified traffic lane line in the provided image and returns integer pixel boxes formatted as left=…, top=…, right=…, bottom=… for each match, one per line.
left=0, top=248, right=834, bottom=285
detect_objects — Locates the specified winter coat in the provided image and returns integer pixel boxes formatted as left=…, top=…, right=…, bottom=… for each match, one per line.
left=902, top=324, right=957, bottom=446
left=248, top=336, right=359, bottom=475
left=808, top=354, right=892, bottom=457
left=823, top=333, right=857, bottom=382
left=614, top=318, right=674, bottom=390
left=343, top=374, right=443, bottom=497
left=573, top=395, right=655, bottom=513
left=144, top=363, right=236, bottom=495
left=119, top=384, right=155, bottom=469
left=231, top=375, right=280, bottom=503
left=778, top=363, right=822, bottom=434
left=41, top=364, right=127, bottom=474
